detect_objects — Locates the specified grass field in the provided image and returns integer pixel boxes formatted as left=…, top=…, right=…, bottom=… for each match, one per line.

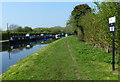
left=1, top=36, right=119, bottom=80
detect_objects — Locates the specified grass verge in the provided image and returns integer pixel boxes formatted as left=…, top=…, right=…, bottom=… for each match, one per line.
left=0, top=40, right=9, bottom=42
left=1, top=36, right=119, bottom=80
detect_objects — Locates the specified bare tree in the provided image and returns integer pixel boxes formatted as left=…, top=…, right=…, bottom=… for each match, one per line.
left=8, top=24, right=19, bottom=30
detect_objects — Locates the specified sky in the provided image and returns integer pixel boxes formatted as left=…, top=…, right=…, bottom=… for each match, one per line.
left=1, top=0, right=104, bottom=2
left=1, top=2, right=96, bottom=30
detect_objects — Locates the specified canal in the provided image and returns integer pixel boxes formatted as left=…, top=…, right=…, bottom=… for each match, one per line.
left=0, top=38, right=54, bottom=74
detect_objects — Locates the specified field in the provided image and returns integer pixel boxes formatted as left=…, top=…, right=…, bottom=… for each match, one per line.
left=1, top=36, right=119, bottom=80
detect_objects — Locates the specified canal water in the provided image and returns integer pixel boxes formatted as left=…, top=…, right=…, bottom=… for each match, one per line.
left=0, top=38, right=53, bottom=74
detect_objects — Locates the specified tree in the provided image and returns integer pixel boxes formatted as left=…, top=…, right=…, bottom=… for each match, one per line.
left=68, top=4, right=91, bottom=40
left=8, top=24, right=19, bottom=31
left=96, top=2, right=120, bottom=53
left=51, top=26, right=63, bottom=34
left=15, top=27, right=24, bottom=32
left=24, top=26, right=33, bottom=32
left=77, top=2, right=120, bottom=54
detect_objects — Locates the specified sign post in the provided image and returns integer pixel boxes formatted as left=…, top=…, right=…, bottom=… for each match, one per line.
left=109, top=16, right=116, bottom=71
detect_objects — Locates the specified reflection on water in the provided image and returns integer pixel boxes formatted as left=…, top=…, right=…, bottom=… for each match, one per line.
left=0, top=38, right=53, bottom=74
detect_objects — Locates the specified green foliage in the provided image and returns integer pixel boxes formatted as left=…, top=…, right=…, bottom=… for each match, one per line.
left=68, top=2, right=120, bottom=54
left=24, top=26, right=33, bottom=32
left=1, top=26, right=73, bottom=38
left=8, top=25, right=33, bottom=33
left=33, top=28, right=52, bottom=33
left=71, top=4, right=91, bottom=19
left=2, top=31, right=9, bottom=40
left=82, top=2, right=120, bottom=52
left=67, top=4, right=91, bottom=28
left=14, top=27, right=23, bottom=32
left=67, top=4, right=91, bottom=40
left=1, top=26, right=74, bottom=40
left=33, top=26, right=73, bottom=34
left=1, top=36, right=118, bottom=80
left=50, top=26, right=65, bottom=34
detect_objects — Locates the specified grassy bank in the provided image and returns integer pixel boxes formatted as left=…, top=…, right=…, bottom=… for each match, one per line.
left=1, top=36, right=119, bottom=80
left=0, top=40, right=9, bottom=42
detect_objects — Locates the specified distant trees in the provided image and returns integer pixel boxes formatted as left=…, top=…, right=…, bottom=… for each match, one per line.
left=33, top=26, right=72, bottom=34
left=7, top=24, right=33, bottom=33
left=33, top=28, right=52, bottom=33
left=8, top=24, right=19, bottom=31
left=50, top=26, right=65, bottom=34
left=15, top=27, right=23, bottom=32
left=3, top=25, right=73, bottom=34
left=1, top=25, right=74, bottom=40
left=24, top=26, right=33, bottom=32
